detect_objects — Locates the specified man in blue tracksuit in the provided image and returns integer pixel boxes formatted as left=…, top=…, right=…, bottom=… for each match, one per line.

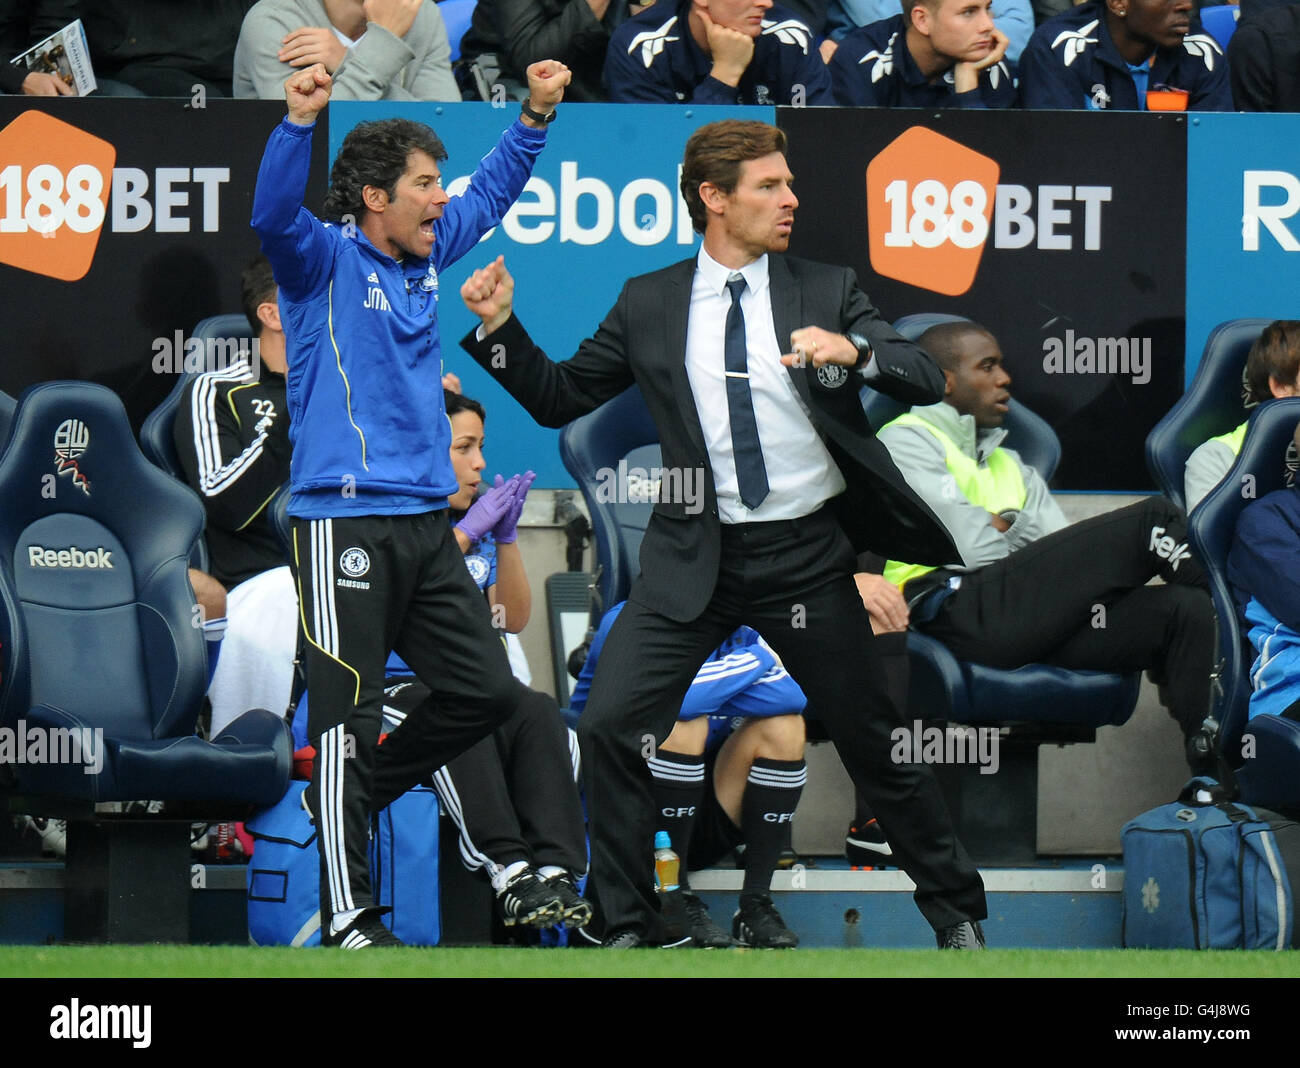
left=604, top=0, right=833, bottom=104
left=1018, top=0, right=1231, bottom=111
left=251, top=58, right=570, bottom=948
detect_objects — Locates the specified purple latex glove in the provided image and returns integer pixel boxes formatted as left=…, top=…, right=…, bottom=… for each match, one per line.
left=494, top=470, right=536, bottom=544
left=455, top=474, right=518, bottom=543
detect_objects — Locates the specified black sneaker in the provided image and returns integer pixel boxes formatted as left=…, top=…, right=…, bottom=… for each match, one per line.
left=544, top=873, right=593, bottom=929
left=732, top=893, right=799, bottom=949
left=331, top=909, right=404, bottom=949
left=496, top=868, right=563, bottom=928
left=846, top=817, right=893, bottom=867
left=682, top=891, right=737, bottom=948
left=602, top=930, right=644, bottom=949
left=936, top=920, right=986, bottom=949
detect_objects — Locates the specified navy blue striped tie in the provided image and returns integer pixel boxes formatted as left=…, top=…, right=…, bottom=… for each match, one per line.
left=725, top=274, right=769, bottom=510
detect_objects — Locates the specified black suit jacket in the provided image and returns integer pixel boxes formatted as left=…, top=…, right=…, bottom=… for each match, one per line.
left=463, top=254, right=960, bottom=622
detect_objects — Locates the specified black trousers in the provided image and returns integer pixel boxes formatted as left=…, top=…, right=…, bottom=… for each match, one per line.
left=291, top=511, right=517, bottom=920
left=383, top=676, right=587, bottom=881
left=578, top=507, right=986, bottom=942
left=921, top=498, right=1213, bottom=738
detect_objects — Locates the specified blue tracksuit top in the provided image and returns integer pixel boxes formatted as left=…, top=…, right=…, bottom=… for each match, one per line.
left=829, top=15, right=1015, bottom=108
left=1018, top=1, right=1231, bottom=111
left=604, top=0, right=832, bottom=104
left=251, top=116, right=547, bottom=518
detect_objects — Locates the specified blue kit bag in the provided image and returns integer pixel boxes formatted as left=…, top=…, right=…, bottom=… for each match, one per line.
left=246, top=780, right=441, bottom=946
left=1121, top=778, right=1300, bottom=949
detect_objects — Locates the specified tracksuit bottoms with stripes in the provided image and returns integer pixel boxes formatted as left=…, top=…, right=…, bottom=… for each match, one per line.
left=292, top=510, right=518, bottom=923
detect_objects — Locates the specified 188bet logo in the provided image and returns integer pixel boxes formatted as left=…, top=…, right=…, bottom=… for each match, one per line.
left=0, top=110, right=115, bottom=281
left=866, top=127, right=999, bottom=297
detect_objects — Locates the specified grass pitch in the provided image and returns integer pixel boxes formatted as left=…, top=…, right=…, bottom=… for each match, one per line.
left=3, top=945, right=1298, bottom=979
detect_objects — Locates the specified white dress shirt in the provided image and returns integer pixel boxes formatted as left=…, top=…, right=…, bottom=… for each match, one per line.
left=685, top=248, right=847, bottom=524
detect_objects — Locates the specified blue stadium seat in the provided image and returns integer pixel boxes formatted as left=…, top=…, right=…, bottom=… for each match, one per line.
left=0, top=382, right=291, bottom=804
left=0, top=389, right=15, bottom=447
left=438, top=0, right=477, bottom=62
left=1189, top=397, right=1300, bottom=809
left=0, top=382, right=292, bottom=940
left=558, top=384, right=658, bottom=613
left=139, top=313, right=255, bottom=482
left=1146, top=318, right=1270, bottom=513
left=1199, top=3, right=1239, bottom=49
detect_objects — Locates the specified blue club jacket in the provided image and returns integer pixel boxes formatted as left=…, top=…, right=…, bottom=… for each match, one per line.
left=604, top=0, right=833, bottom=104
left=829, top=14, right=1015, bottom=108
left=251, top=116, right=547, bottom=518
left=1018, top=1, right=1231, bottom=111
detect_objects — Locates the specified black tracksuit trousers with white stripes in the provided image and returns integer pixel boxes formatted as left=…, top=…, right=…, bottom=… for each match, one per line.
left=383, top=677, right=587, bottom=881
left=292, top=511, right=518, bottom=922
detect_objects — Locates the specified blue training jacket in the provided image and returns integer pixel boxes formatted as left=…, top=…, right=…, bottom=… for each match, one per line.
left=251, top=116, right=547, bottom=518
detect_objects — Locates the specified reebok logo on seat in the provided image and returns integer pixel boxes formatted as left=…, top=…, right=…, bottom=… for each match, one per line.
left=28, top=545, right=113, bottom=569
left=1148, top=526, right=1191, bottom=571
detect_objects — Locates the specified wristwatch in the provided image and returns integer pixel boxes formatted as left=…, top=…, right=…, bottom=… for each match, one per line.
left=846, top=332, right=873, bottom=371
left=520, top=101, right=556, bottom=125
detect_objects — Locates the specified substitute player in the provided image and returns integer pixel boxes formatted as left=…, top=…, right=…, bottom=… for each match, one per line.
left=571, top=602, right=808, bottom=948
left=251, top=58, right=569, bottom=948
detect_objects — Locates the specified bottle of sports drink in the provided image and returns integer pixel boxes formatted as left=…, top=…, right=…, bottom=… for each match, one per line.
left=654, top=831, right=689, bottom=944
left=654, top=830, right=680, bottom=891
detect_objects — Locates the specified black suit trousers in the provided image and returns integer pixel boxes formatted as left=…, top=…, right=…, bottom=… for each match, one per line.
left=578, top=506, right=987, bottom=941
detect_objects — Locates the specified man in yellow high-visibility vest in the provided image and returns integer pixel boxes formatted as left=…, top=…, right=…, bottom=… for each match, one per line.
left=877, top=321, right=1215, bottom=769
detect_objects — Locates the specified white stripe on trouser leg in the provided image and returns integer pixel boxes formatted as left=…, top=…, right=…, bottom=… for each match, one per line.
left=431, top=766, right=499, bottom=879
left=322, top=519, right=338, bottom=654
left=321, top=724, right=354, bottom=912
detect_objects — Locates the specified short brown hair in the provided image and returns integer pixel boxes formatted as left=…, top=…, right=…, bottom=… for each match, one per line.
left=680, top=120, right=788, bottom=235
left=1244, top=320, right=1300, bottom=407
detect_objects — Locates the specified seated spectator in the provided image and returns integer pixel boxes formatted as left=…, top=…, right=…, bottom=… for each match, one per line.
left=234, top=0, right=459, bottom=100
left=174, top=255, right=296, bottom=738
left=571, top=602, right=808, bottom=948
left=823, top=0, right=1032, bottom=65
left=876, top=321, right=1215, bottom=769
left=1228, top=421, right=1300, bottom=723
left=1228, top=3, right=1300, bottom=111
left=456, top=0, right=635, bottom=102
left=1018, top=0, right=1231, bottom=111
left=1185, top=321, right=1300, bottom=513
left=604, top=0, right=833, bottom=104
left=35, top=1, right=253, bottom=97
left=828, top=0, right=1014, bottom=107
left=0, top=1, right=74, bottom=95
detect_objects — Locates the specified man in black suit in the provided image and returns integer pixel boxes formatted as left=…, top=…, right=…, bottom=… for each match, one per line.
left=459, top=119, right=987, bottom=948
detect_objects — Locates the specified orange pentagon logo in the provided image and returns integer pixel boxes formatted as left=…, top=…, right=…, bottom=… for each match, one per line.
left=866, top=127, right=999, bottom=297
left=0, top=110, right=116, bottom=282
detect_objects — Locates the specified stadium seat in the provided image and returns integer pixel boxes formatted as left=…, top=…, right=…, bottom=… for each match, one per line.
left=139, top=313, right=256, bottom=482
left=438, top=0, right=477, bottom=62
left=0, top=389, right=15, bottom=446
left=0, top=382, right=292, bottom=940
left=1145, top=318, right=1270, bottom=513
left=557, top=384, right=659, bottom=613
left=1189, top=397, right=1300, bottom=809
left=1199, top=3, right=1239, bottom=49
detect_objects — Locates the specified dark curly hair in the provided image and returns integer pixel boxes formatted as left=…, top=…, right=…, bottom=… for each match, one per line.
left=321, top=119, right=448, bottom=224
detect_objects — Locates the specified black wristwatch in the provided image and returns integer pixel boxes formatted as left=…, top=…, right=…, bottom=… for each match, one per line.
left=520, top=101, right=557, bottom=125
left=846, top=332, right=873, bottom=371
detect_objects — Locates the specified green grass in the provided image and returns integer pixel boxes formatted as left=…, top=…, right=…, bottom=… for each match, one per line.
left=3, top=945, right=1298, bottom=979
